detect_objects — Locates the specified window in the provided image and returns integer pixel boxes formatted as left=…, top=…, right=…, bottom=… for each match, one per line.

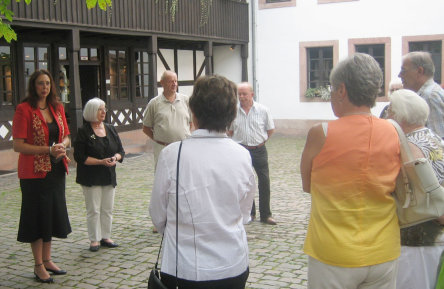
left=109, top=49, right=128, bottom=100
left=135, top=51, right=149, bottom=98
left=355, top=44, right=385, bottom=95
left=80, top=47, right=99, bottom=62
left=307, top=47, right=333, bottom=89
left=409, top=41, right=442, bottom=84
left=349, top=37, right=391, bottom=98
left=259, top=0, right=296, bottom=9
left=24, top=46, right=48, bottom=85
left=299, top=41, right=339, bottom=101
left=57, top=47, right=70, bottom=103
left=0, top=46, right=13, bottom=106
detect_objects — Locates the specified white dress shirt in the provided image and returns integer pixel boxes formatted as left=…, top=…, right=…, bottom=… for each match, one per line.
left=149, top=129, right=256, bottom=281
left=230, top=101, right=275, bottom=146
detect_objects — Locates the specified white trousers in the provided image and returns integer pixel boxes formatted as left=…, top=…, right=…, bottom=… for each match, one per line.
left=82, top=185, right=115, bottom=242
left=396, top=245, right=444, bottom=289
left=308, top=256, right=399, bottom=289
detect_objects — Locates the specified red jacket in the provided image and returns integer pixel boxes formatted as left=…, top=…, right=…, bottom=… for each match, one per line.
left=12, top=102, right=70, bottom=179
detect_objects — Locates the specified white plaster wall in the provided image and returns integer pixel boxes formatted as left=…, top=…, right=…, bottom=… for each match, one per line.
left=156, top=47, right=241, bottom=97
left=213, top=45, right=243, bottom=83
left=255, top=0, right=444, bottom=120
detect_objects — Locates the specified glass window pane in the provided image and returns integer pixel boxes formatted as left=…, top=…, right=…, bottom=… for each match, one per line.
left=136, top=85, right=142, bottom=98
left=38, top=48, right=48, bottom=61
left=4, top=91, right=12, bottom=105
left=59, top=47, right=67, bottom=61
left=110, top=75, right=117, bottom=86
left=38, top=61, right=47, bottom=70
left=110, top=87, right=118, bottom=100
left=25, top=62, right=35, bottom=77
left=25, top=47, right=35, bottom=61
left=90, top=48, right=98, bottom=61
left=120, top=87, right=128, bottom=98
left=80, top=48, right=88, bottom=60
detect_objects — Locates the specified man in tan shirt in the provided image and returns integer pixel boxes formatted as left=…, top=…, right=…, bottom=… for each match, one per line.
left=142, top=70, right=192, bottom=168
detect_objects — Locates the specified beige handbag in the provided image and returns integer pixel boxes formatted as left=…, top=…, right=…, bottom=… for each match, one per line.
left=389, top=120, right=444, bottom=228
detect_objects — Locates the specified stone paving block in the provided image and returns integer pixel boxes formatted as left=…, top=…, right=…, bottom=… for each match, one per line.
left=0, top=135, right=310, bottom=288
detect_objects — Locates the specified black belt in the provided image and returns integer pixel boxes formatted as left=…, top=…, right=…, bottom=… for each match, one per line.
left=241, top=142, right=265, bottom=150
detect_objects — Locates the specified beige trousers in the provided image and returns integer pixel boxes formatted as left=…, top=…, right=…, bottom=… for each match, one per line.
left=82, top=185, right=115, bottom=242
left=308, top=256, right=399, bottom=289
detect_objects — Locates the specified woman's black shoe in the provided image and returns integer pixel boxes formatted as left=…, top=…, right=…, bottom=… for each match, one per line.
left=45, top=267, right=67, bottom=275
left=43, top=259, right=67, bottom=275
left=100, top=239, right=119, bottom=248
left=34, top=273, right=54, bottom=283
left=34, top=264, right=54, bottom=283
left=89, top=245, right=100, bottom=252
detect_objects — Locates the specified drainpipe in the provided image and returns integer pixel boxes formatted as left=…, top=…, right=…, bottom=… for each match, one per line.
left=251, top=0, right=258, bottom=101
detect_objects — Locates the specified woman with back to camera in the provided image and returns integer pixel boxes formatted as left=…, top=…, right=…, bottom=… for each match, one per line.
left=300, top=53, right=402, bottom=289
left=149, top=75, right=256, bottom=289
left=12, top=69, right=71, bottom=283
left=74, top=97, right=125, bottom=252
left=388, top=89, right=444, bottom=289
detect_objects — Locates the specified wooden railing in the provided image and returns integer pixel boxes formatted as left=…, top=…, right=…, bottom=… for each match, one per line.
left=9, top=0, right=249, bottom=42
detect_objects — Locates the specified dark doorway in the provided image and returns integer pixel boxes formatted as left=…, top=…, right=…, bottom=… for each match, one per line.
left=79, top=65, right=101, bottom=107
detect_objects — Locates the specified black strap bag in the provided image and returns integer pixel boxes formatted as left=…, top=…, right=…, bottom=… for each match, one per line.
left=148, top=141, right=182, bottom=289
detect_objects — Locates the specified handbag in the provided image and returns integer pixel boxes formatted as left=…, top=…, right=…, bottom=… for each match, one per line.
left=389, top=120, right=444, bottom=228
left=148, top=141, right=183, bottom=289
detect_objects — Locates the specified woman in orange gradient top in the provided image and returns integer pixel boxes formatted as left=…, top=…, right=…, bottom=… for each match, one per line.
left=300, top=53, right=402, bottom=289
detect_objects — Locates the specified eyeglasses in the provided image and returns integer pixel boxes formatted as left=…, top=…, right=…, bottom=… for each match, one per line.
left=98, top=108, right=108, bottom=112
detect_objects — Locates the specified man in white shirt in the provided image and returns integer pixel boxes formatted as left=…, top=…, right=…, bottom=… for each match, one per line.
left=228, top=82, right=276, bottom=225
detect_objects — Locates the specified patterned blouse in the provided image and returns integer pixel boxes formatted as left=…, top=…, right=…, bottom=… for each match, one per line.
left=401, top=127, right=444, bottom=246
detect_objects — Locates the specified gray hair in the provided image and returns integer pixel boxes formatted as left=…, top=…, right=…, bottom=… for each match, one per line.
left=160, top=70, right=177, bottom=82
left=388, top=78, right=403, bottom=96
left=329, top=53, right=383, bottom=107
left=83, top=97, right=106, bottom=122
left=389, top=89, right=429, bottom=126
left=404, top=51, right=435, bottom=77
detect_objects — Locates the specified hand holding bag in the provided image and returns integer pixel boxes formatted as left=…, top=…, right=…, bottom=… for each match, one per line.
left=148, top=141, right=183, bottom=289
left=389, top=120, right=444, bottom=228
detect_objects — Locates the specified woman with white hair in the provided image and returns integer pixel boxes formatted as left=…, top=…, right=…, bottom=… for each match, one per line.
left=74, top=97, right=125, bottom=252
left=388, top=89, right=444, bottom=289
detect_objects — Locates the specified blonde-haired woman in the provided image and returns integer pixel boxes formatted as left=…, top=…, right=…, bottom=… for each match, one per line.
left=74, top=97, right=125, bottom=252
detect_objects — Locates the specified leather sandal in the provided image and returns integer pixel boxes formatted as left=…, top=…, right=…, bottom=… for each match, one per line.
left=43, top=259, right=67, bottom=275
left=34, top=264, right=54, bottom=283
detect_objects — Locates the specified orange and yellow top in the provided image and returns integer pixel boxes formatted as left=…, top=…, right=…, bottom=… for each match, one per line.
left=304, top=115, right=401, bottom=267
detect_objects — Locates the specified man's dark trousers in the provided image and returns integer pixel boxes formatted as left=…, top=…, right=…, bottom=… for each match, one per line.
left=248, top=145, right=271, bottom=221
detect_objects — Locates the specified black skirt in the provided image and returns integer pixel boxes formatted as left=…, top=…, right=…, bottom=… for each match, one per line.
left=17, top=161, right=72, bottom=243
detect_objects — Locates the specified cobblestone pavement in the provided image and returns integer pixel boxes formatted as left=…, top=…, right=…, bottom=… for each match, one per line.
left=0, top=135, right=310, bottom=289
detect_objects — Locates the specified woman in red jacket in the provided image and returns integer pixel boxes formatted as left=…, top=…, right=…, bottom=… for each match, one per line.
left=12, top=70, right=71, bottom=283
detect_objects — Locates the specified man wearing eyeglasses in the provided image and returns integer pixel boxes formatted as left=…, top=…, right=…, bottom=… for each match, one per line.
left=399, top=51, right=444, bottom=138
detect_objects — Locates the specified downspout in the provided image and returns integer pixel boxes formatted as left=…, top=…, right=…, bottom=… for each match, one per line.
left=251, top=0, right=258, bottom=101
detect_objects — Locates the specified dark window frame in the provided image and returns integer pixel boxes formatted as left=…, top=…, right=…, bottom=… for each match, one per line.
left=108, top=48, right=129, bottom=101
left=0, top=45, right=13, bottom=107
left=134, top=50, right=150, bottom=99
left=307, top=46, right=333, bottom=89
